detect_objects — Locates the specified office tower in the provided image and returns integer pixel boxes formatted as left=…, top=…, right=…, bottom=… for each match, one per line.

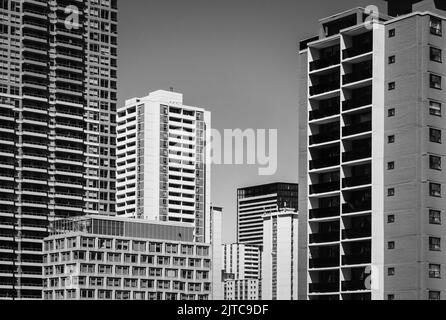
left=262, top=210, right=298, bottom=300
left=42, top=215, right=212, bottom=300
left=237, top=183, right=298, bottom=246
left=222, top=243, right=261, bottom=300
left=298, top=1, right=446, bottom=300
left=0, top=0, right=117, bottom=300
left=117, top=90, right=211, bottom=243
left=210, top=206, right=223, bottom=300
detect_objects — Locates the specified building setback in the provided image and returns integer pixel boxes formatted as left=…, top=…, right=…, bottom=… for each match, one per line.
left=298, top=0, right=446, bottom=300
left=117, top=90, right=211, bottom=243
left=0, top=0, right=117, bottom=300
left=42, top=215, right=212, bottom=300
left=262, top=210, right=298, bottom=300
left=237, top=183, right=298, bottom=246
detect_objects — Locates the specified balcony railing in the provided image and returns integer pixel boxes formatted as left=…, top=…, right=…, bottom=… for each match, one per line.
left=309, top=104, right=340, bottom=121
left=342, top=44, right=373, bottom=59
left=309, top=157, right=339, bottom=170
left=310, top=181, right=340, bottom=194
left=342, top=121, right=372, bottom=137
left=309, top=206, right=340, bottom=219
left=342, top=228, right=371, bottom=240
left=342, top=148, right=371, bottom=163
left=342, top=175, right=371, bottom=188
left=309, top=231, right=339, bottom=244
left=309, top=131, right=340, bottom=145
left=310, top=56, right=340, bottom=72
left=342, top=201, right=371, bottom=214
left=341, top=280, right=367, bottom=292
left=343, top=95, right=372, bottom=111
left=343, top=69, right=372, bottom=84
left=309, top=257, right=339, bottom=269
left=309, top=283, right=339, bottom=293
left=310, top=81, right=340, bottom=96
left=342, top=254, right=371, bottom=266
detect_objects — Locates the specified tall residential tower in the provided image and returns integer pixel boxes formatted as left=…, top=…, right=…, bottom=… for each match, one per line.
left=0, top=0, right=117, bottom=299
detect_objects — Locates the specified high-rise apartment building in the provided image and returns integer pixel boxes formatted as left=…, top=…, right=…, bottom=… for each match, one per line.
left=0, top=0, right=117, bottom=300
left=237, top=183, right=298, bottom=246
left=210, top=206, right=223, bottom=300
left=117, top=90, right=211, bottom=243
left=42, top=215, right=212, bottom=300
left=262, top=210, right=298, bottom=300
left=298, top=0, right=446, bottom=300
left=222, top=243, right=261, bottom=300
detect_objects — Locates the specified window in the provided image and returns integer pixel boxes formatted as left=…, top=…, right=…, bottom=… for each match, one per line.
left=430, top=155, right=442, bottom=171
left=430, top=17, right=442, bottom=36
left=430, top=74, right=442, bottom=90
left=387, top=294, right=395, bottom=300
left=429, top=101, right=442, bottom=116
left=388, top=82, right=396, bottom=90
left=388, top=135, right=395, bottom=144
left=430, top=210, right=441, bottom=225
left=430, top=183, right=442, bottom=198
left=388, top=108, right=395, bottom=117
left=429, top=291, right=441, bottom=300
left=388, top=188, right=395, bottom=197
left=388, top=215, right=395, bottom=223
left=389, top=29, right=396, bottom=38
left=387, top=162, right=395, bottom=170
left=429, top=264, right=441, bottom=279
left=388, top=241, right=395, bottom=250
left=430, top=128, right=442, bottom=144
left=429, top=237, right=441, bottom=251
left=430, top=47, right=442, bottom=63
left=388, top=55, right=396, bottom=64
left=388, top=267, right=395, bottom=276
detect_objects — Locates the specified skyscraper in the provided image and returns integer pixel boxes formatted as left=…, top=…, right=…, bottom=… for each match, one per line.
left=237, top=183, right=298, bottom=246
left=0, top=0, right=117, bottom=300
left=298, top=0, right=446, bottom=300
left=117, top=90, right=211, bottom=243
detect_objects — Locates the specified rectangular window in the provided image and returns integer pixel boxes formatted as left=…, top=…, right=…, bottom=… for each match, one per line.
left=388, top=267, right=395, bottom=276
left=430, top=101, right=442, bottom=116
left=388, top=108, right=395, bottom=117
left=388, top=215, right=395, bottom=223
left=388, top=188, right=395, bottom=197
left=429, top=291, right=441, bottom=300
left=429, top=237, right=441, bottom=251
left=430, top=128, right=442, bottom=144
left=430, top=74, right=442, bottom=90
left=388, top=82, right=396, bottom=90
left=430, top=155, right=442, bottom=171
left=430, top=209, right=441, bottom=225
left=389, top=29, right=395, bottom=38
left=430, top=17, right=442, bottom=36
left=429, top=264, right=441, bottom=279
left=430, top=47, right=442, bottom=63
left=388, top=135, right=395, bottom=144
left=388, top=55, right=396, bottom=64
left=388, top=241, right=395, bottom=250
left=388, top=162, right=395, bottom=170
left=430, top=183, right=442, bottom=198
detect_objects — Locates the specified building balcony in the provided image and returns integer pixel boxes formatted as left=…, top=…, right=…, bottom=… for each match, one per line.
left=342, top=44, right=373, bottom=60
left=309, top=283, right=339, bottom=294
left=309, top=257, right=339, bottom=269
left=341, top=280, right=367, bottom=292
left=310, top=231, right=339, bottom=244
left=309, top=206, right=340, bottom=220
left=342, top=95, right=372, bottom=112
left=309, top=131, right=340, bottom=145
left=342, top=175, right=371, bottom=188
left=309, top=157, right=339, bottom=170
left=342, top=254, right=370, bottom=266
left=342, top=201, right=371, bottom=214
left=343, top=69, right=372, bottom=85
left=310, top=181, right=340, bottom=195
left=310, top=81, right=340, bottom=96
left=310, top=56, right=340, bottom=72
left=342, top=121, right=372, bottom=137
left=342, top=148, right=371, bottom=163
left=309, top=104, right=340, bottom=121
left=342, top=228, right=371, bottom=240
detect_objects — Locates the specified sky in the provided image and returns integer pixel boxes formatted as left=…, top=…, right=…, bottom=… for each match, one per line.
left=118, top=0, right=387, bottom=243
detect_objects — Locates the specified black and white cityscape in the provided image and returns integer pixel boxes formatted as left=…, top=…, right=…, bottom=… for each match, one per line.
left=1, top=0, right=446, bottom=303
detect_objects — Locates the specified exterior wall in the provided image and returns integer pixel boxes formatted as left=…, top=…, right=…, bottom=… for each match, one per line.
left=117, top=90, right=211, bottom=243
left=223, top=279, right=259, bottom=300
left=262, top=211, right=298, bottom=300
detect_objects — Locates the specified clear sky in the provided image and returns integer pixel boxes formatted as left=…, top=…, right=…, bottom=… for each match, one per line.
left=118, top=0, right=387, bottom=243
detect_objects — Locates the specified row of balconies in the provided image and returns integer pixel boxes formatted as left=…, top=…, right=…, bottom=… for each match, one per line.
left=309, top=174, right=371, bottom=194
